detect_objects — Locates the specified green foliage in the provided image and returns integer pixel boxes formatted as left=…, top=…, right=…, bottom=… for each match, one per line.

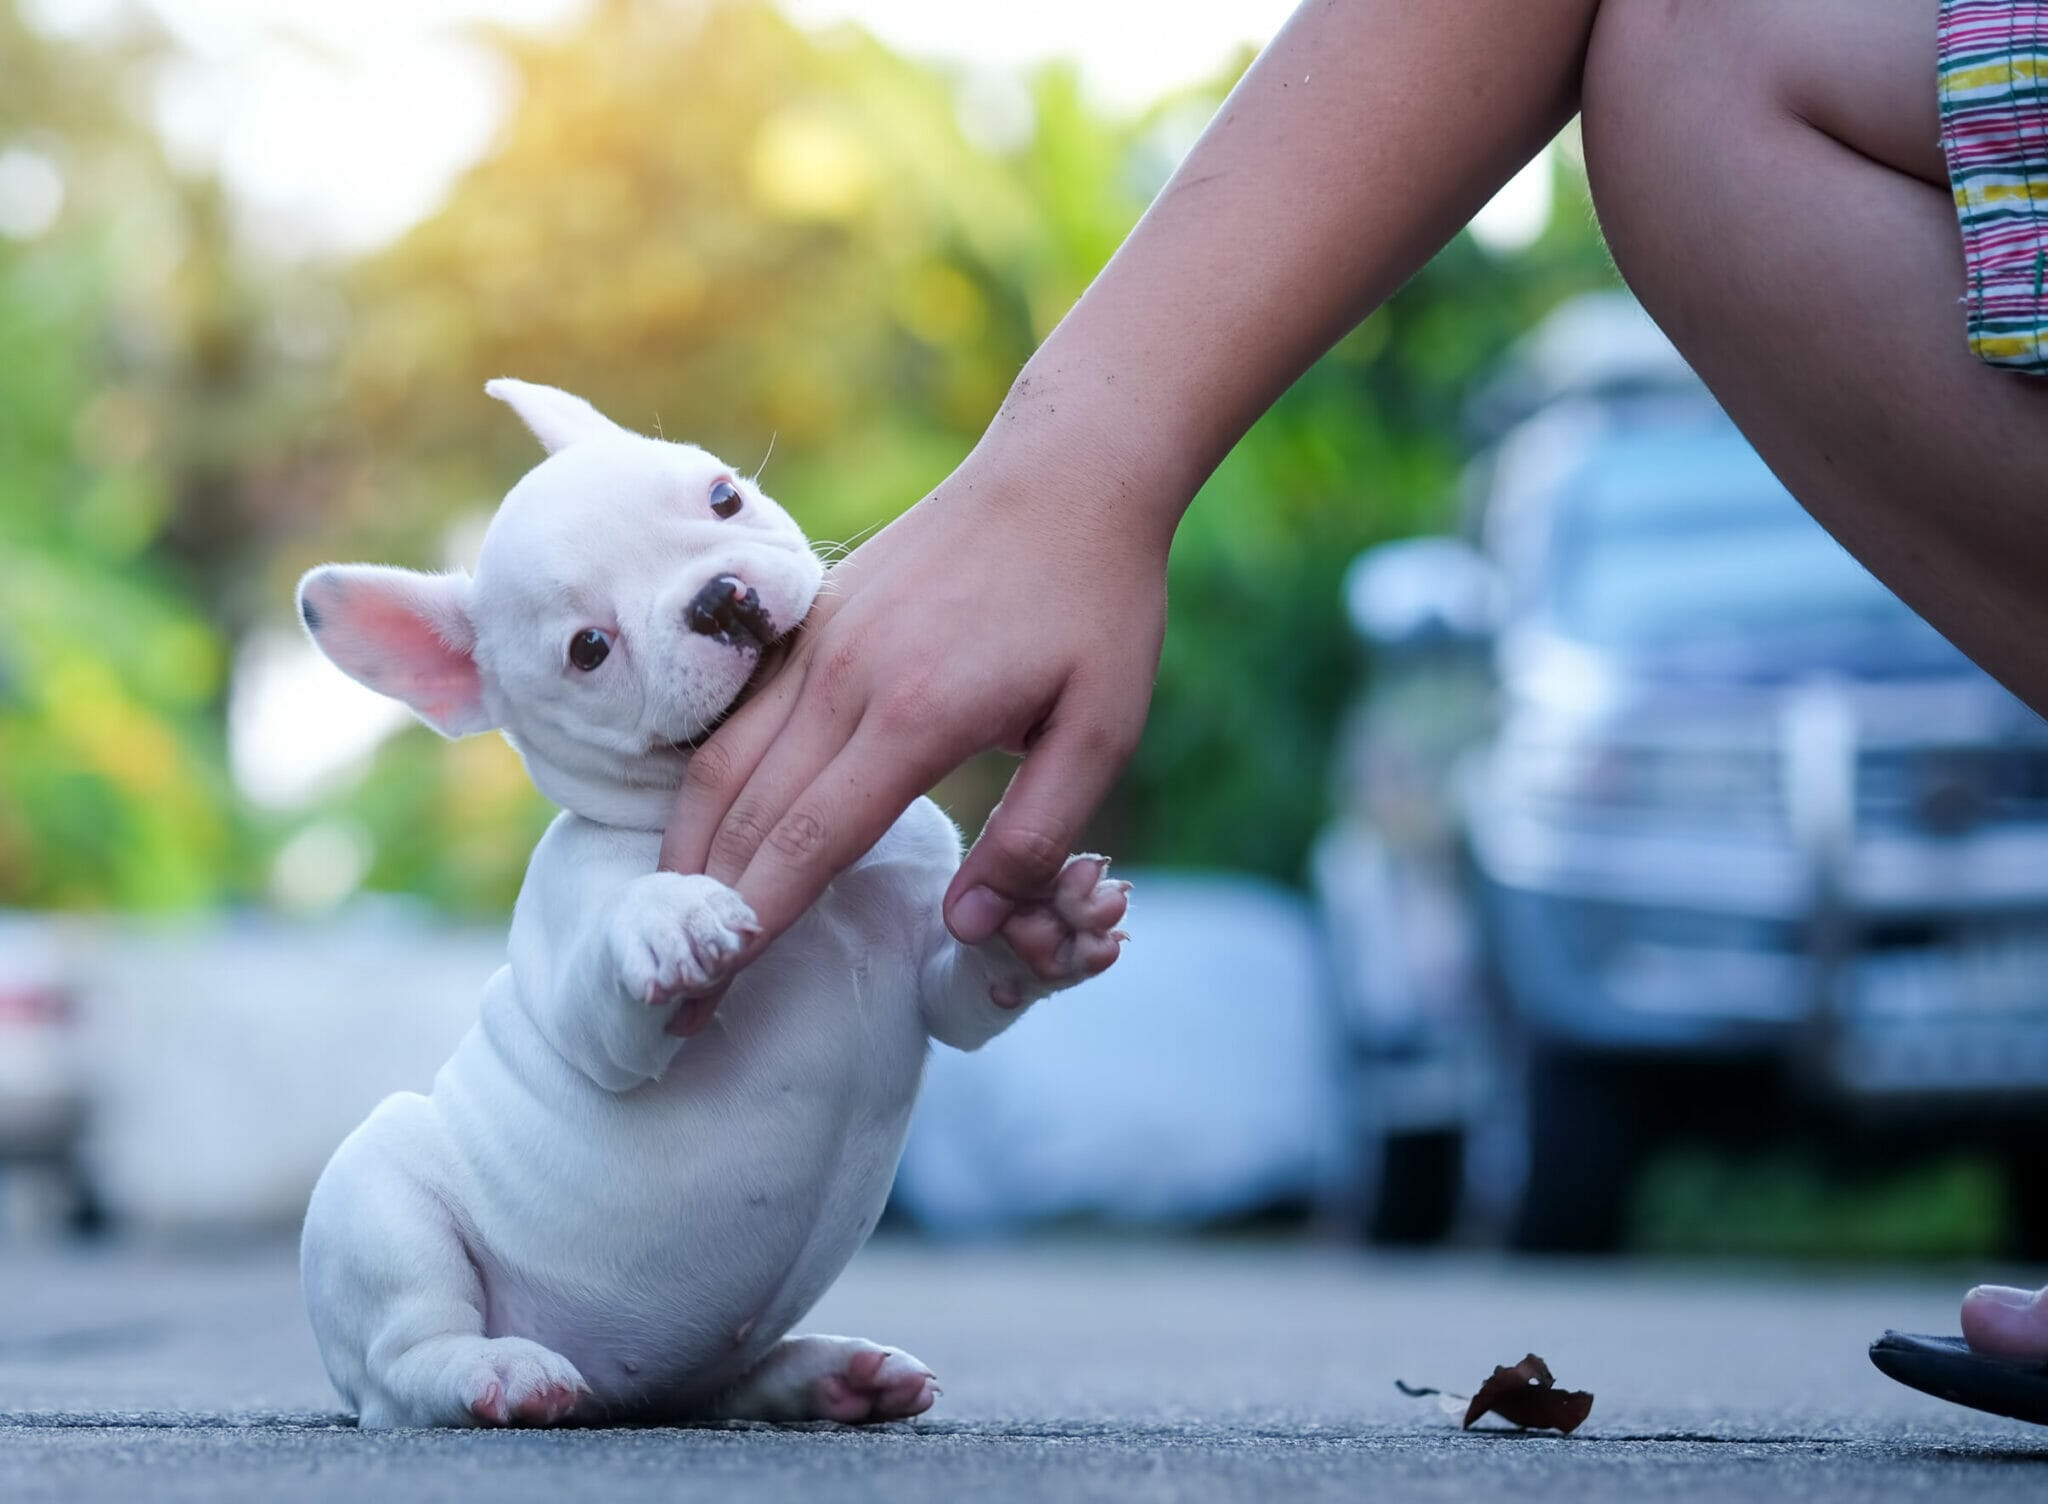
left=0, top=7, right=244, bottom=908
left=1100, top=167, right=1622, bottom=873
left=1635, top=1146, right=2008, bottom=1262
left=0, top=0, right=1618, bottom=911
left=314, top=0, right=1620, bottom=891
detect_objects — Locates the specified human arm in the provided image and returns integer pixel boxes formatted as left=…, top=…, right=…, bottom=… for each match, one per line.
left=660, top=0, right=1599, bottom=955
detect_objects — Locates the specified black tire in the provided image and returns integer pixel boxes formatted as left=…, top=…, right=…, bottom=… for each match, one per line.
left=1360, top=1128, right=1464, bottom=1246
left=64, top=1163, right=108, bottom=1238
left=2004, top=1143, right=2048, bottom=1262
left=1502, top=1051, right=1645, bottom=1254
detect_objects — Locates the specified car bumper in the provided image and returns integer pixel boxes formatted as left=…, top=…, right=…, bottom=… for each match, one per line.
left=1483, top=879, right=2048, bottom=1099
left=1473, top=806, right=2048, bottom=919
left=1483, top=881, right=1813, bottom=1052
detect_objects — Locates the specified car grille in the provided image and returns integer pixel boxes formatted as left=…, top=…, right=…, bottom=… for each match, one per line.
left=1856, top=746, right=2048, bottom=833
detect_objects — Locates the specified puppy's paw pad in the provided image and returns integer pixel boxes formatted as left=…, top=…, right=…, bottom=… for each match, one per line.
left=992, top=855, right=1131, bottom=990
left=456, top=1339, right=588, bottom=1428
left=813, top=1345, right=939, bottom=1423
left=611, top=872, right=759, bottom=1007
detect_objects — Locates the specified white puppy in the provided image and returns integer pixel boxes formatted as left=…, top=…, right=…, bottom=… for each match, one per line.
left=296, top=381, right=1128, bottom=1429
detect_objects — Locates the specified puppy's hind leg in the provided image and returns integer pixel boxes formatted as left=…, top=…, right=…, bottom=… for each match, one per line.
left=301, top=1096, right=588, bottom=1429
left=708, top=1334, right=940, bottom=1423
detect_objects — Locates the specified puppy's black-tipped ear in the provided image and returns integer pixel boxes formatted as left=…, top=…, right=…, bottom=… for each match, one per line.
left=297, top=565, right=493, bottom=738
left=484, top=378, right=629, bottom=454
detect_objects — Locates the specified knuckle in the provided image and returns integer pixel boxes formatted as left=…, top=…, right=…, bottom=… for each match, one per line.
left=707, top=801, right=772, bottom=870
left=681, top=738, right=740, bottom=797
left=1074, top=718, right=1134, bottom=762
left=813, top=635, right=866, bottom=698
left=1066, top=696, right=1144, bottom=763
left=989, top=823, right=1069, bottom=882
left=872, top=680, right=940, bottom=738
left=767, top=806, right=831, bottom=863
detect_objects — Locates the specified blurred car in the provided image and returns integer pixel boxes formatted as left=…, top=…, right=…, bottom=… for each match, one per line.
left=0, top=914, right=93, bottom=1233
left=893, top=870, right=1346, bottom=1236
left=1317, top=296, right=2048, bottom=1252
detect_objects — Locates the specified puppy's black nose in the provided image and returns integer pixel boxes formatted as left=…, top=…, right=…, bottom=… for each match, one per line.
left=687, top=574, right=772, bottom=644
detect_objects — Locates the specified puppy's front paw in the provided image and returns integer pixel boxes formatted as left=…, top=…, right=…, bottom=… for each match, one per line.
left=609, top=871, right=758, bottom=1025
left=986, top=854, right=1130, bottom=1007
left=452, top=1337, right=589, bottom=1428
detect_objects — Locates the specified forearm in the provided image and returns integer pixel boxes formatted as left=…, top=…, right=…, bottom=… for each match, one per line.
left=509, top=851, right=720, bottom=1093
left=660, top=8, right=1598, bottom=952
left=918, top=938, right=1032, bottom=1054
left=521, top=926, right=683, bottom=1093
left=982, top=0, right=1598, bottom=543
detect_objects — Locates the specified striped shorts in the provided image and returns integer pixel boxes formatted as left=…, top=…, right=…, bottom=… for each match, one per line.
left=1940, top=0, right=2048, bottom=373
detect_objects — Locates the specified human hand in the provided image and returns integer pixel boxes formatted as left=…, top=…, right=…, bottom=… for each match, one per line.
left=657, top=425, right=1170, bottom=979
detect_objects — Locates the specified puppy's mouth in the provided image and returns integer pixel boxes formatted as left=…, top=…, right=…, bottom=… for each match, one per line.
left=671, top=641, right=785, bottom=751
left=671, top=580, right=789, bottom=752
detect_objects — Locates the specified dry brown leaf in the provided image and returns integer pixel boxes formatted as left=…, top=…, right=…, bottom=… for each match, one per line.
left=1463, top=1354, right=1593, bottom=1434
left=1396, top=1353, right=1594, bottom=1435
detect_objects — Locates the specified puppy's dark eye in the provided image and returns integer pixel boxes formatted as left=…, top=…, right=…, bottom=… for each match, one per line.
left=568, top=628, right=612, bottom=671
left=710, top=480, right=743, bottom=519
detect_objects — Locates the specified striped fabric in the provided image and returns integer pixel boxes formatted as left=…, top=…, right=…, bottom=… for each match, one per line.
left=1939, top=0, right=2048, bottom=373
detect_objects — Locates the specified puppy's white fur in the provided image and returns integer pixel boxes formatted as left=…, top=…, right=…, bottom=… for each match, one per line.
left=296, top=382, right=1124, bottom=1428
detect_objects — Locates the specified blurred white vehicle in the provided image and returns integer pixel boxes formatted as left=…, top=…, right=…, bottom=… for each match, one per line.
left=74, top=902, right=489, bottom=1233
left=0, top=914, right=92, bottom=1232
left=892, top=871, right=1347, bottom=1235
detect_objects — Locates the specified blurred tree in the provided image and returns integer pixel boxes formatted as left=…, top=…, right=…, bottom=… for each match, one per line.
left=313, top=0, right=1618, bottom=899
left=1, top=0, right=1617, bottom=911
left=0, top=1, right=252, bottom=908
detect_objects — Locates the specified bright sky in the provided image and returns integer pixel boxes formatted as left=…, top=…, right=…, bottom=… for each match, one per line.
left=25, top=0, right=1552, bottom=820
left=31, top=0, right=1549, bottom=257
left=23, top=0, right=1279, bottom=254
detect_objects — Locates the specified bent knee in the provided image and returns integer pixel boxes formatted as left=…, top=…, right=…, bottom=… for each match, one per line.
left=1583, top=0, right=1940, bottom=209
left=1583, top=2, right=1789, bottom=203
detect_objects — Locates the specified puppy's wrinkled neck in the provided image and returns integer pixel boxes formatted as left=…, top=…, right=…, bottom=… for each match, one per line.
left=509, top=736, right=690, bottom=833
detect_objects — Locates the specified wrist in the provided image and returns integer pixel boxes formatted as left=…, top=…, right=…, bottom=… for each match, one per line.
left=967, top=355, right=1201, bottom=559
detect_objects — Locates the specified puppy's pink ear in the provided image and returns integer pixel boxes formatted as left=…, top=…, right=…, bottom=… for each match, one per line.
left=297, top=565, right=493, bottom=738
left=484, top=378, right=627, bottom=454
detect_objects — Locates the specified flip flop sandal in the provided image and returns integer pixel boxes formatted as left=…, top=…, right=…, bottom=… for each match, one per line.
left=1869, top=1331, right=2048, bottom=1426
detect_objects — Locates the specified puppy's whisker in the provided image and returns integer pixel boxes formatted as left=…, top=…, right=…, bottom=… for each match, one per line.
left=807, top=523, right=885, bottom=576
left=752, top=431, right=777, bottom=484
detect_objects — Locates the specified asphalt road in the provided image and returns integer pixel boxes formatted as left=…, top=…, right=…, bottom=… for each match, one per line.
left=2, top=1235, right=2045, bottom=1502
